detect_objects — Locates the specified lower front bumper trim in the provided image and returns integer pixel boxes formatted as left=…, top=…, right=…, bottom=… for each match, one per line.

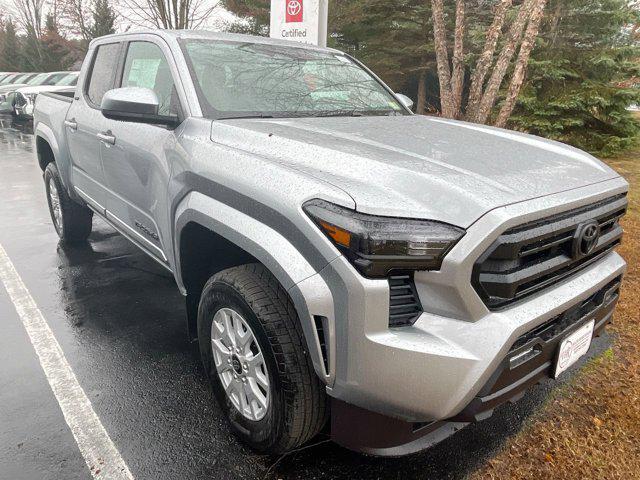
left=330, top=398, right=467, bottom=456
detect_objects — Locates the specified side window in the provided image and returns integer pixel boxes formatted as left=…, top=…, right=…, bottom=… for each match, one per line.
left=87, top=43, right=121, bottom=106
left=121, top=42, right=178, bottom=117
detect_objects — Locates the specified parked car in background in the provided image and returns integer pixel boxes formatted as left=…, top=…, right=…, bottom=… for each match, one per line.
left=0, top=73, right=18, bottom=83
left=0, top=72, right=75, bottom=114
left=14, top=72, right=79, bottom=118
left=0, top=73, right=42, bottom=113
left=0, top=73, right=39, bottom=88
left=0, top=73, right=25, bottom=85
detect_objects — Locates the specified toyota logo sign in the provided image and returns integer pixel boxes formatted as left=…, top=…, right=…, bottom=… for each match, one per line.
left=572, top=220, right=600, bottom=259
left=286, top=0, right=303, bottom=22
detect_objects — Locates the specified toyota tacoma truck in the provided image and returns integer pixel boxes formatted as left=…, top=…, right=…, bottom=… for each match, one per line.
left=33, top=30, right=627, bottom=456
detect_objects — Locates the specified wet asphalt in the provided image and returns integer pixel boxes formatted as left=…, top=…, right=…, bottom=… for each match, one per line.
left=0, top=115, right=613, bottom=480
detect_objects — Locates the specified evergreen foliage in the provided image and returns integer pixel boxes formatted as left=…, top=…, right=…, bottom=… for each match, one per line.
left=1, top=21, right=20, bottom=71
left=222, top=0, right=639, bottom=155
left=89, top=0, right=117, bottom=39
left=39, top=15, right=74, bottom=71
left=508, top=0, right=640, bottom=155
left=221, top=0, right=270, bottom=35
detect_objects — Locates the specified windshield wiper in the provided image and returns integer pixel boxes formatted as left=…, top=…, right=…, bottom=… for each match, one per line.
left=361, top=109, right=405, bottom=117
left=216, top=114, right=275, bottom=120
left=308, top=109, right=365, bottom=118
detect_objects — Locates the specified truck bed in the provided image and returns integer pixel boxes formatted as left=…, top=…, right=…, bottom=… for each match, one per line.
left=34, top=92, right=74, bottom=188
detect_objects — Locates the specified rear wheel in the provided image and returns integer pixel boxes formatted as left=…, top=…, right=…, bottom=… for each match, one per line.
left=44, top=162, right=93, bottom=244
left=198, top=263, right=328, bottom=453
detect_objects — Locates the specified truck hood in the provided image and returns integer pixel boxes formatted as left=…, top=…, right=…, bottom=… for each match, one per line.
left=211, top=115, right=620, bottom=227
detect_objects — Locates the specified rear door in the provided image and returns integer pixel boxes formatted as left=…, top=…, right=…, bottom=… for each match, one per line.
left=100, top=38, right=185, bottom=265
left=66, top=42, right=122, bottom=213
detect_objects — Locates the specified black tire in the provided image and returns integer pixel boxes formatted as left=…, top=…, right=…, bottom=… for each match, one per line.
left=44, top=162, right=93, bottom=244
left=198, top=263, right=328, bottom=454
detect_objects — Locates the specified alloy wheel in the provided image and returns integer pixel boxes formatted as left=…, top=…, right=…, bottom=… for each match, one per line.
left=211, top=307, right=270, bottom=421
left=48, top=177, right=63, bottom=233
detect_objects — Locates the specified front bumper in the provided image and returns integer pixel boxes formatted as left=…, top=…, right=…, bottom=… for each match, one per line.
left=15, top=100, right=34, bottom=117
left=330, top=273, right=620, bottom=455
left=292, top=177, right=627, bottom=419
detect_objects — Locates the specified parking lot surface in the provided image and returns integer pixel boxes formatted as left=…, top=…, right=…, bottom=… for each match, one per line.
left=0, top=116, right=611, bottom=480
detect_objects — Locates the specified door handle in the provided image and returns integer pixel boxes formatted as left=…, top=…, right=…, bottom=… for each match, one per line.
left=97, top=132, right=116, bottom=145
left=64, top=119, right=78, bottom=131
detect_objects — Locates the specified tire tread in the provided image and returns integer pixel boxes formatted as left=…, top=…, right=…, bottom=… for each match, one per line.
left=206, top=263, right=328, bottom=451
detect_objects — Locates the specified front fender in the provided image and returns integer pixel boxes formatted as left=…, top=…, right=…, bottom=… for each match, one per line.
left=174, top=191, right=338, bottom=385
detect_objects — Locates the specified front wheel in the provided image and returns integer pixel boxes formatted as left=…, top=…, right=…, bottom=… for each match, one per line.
left=44, top=162, right=93, bottom=244
left=198, top=264, right=328, bottom=453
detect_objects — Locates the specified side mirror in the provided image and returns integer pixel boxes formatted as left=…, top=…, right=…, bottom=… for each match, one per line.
left=100, top=87, right=178, bottom=127
left=395, top=93, right=414, bottom=110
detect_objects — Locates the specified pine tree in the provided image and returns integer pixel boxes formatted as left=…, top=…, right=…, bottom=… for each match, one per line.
left=221, top=0, right=270, bottom=35
left=508, top=0, right=640, bottom=155
left=39, top=14, right=73, bottom=71
left=1, top=20, right=20, bottom=71
left=89, top=0, right=116, bottom=39
left=329, top=0, right=433, bottom=98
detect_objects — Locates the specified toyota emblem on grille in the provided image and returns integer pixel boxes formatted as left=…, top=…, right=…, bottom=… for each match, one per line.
left=572, top=220, right=600, bottom=259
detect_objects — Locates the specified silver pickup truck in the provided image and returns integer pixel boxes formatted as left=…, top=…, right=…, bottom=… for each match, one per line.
left=34, top=30, right=627, bottom=456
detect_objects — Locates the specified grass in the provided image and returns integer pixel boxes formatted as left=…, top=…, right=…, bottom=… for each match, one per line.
left=470, top=135, right=640, bottom=479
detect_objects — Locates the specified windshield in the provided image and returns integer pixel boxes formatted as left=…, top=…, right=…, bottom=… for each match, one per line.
left=18, top=74, right=37, bottom=84
left=42, top=73, right=70, bottom=85
left=7, top=74, right=27, bottom=84
left=180, top=39, right=406, bottom=119
left=0, top=75, right=13, bottom=85
left=27, top=73, right=48, bottom=85
left=55, top=73, right=79, bottom=86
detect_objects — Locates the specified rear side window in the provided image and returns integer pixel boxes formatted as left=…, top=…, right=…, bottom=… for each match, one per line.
left=87, top=43, right=121, bottom=106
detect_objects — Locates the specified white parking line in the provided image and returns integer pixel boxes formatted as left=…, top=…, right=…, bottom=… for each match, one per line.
left=0, top=242, right=134, bottom=479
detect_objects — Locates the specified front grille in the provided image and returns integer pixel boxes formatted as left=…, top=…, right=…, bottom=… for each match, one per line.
left=388, top=274, right=423, bottom=326
left=473, top=194, right=627, bottom=309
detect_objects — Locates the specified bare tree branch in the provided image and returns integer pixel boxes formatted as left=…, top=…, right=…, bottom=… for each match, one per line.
left=12, top=0, right=46, bottom=37
left=59, top=0, right=92, bottom=40
left=119, top=0, right=219, bottom=29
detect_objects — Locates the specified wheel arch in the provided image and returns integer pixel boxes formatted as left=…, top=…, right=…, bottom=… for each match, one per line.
left=35, top=131, right=58, bottom=171
left=174, top=191, right=336, bottom=385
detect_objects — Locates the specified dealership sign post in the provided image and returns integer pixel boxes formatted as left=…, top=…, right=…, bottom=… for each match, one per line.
left=270, top=0, right=328, bottom=47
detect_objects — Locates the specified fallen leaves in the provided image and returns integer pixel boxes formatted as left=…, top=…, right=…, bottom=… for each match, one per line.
left=470, top=145, right=640, bottom=480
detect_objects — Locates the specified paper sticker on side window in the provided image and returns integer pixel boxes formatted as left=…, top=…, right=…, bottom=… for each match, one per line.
left=127, top=59, right=161, bottom=89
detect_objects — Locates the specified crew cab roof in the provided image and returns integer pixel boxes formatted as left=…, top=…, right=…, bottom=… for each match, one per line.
left=89, top=29, right=341, bottom=55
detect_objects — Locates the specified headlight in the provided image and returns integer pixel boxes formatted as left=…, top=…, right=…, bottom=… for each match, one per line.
left=303, top=199, right=465, bottom=278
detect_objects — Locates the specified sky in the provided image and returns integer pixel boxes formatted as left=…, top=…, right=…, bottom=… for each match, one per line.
left=0, top=0, right=238, bottom=34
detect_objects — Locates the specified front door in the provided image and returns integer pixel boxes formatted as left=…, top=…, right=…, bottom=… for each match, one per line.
left=100, top=40, right=183, bottom=265
left=67, top=42, right=122, bottom=213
